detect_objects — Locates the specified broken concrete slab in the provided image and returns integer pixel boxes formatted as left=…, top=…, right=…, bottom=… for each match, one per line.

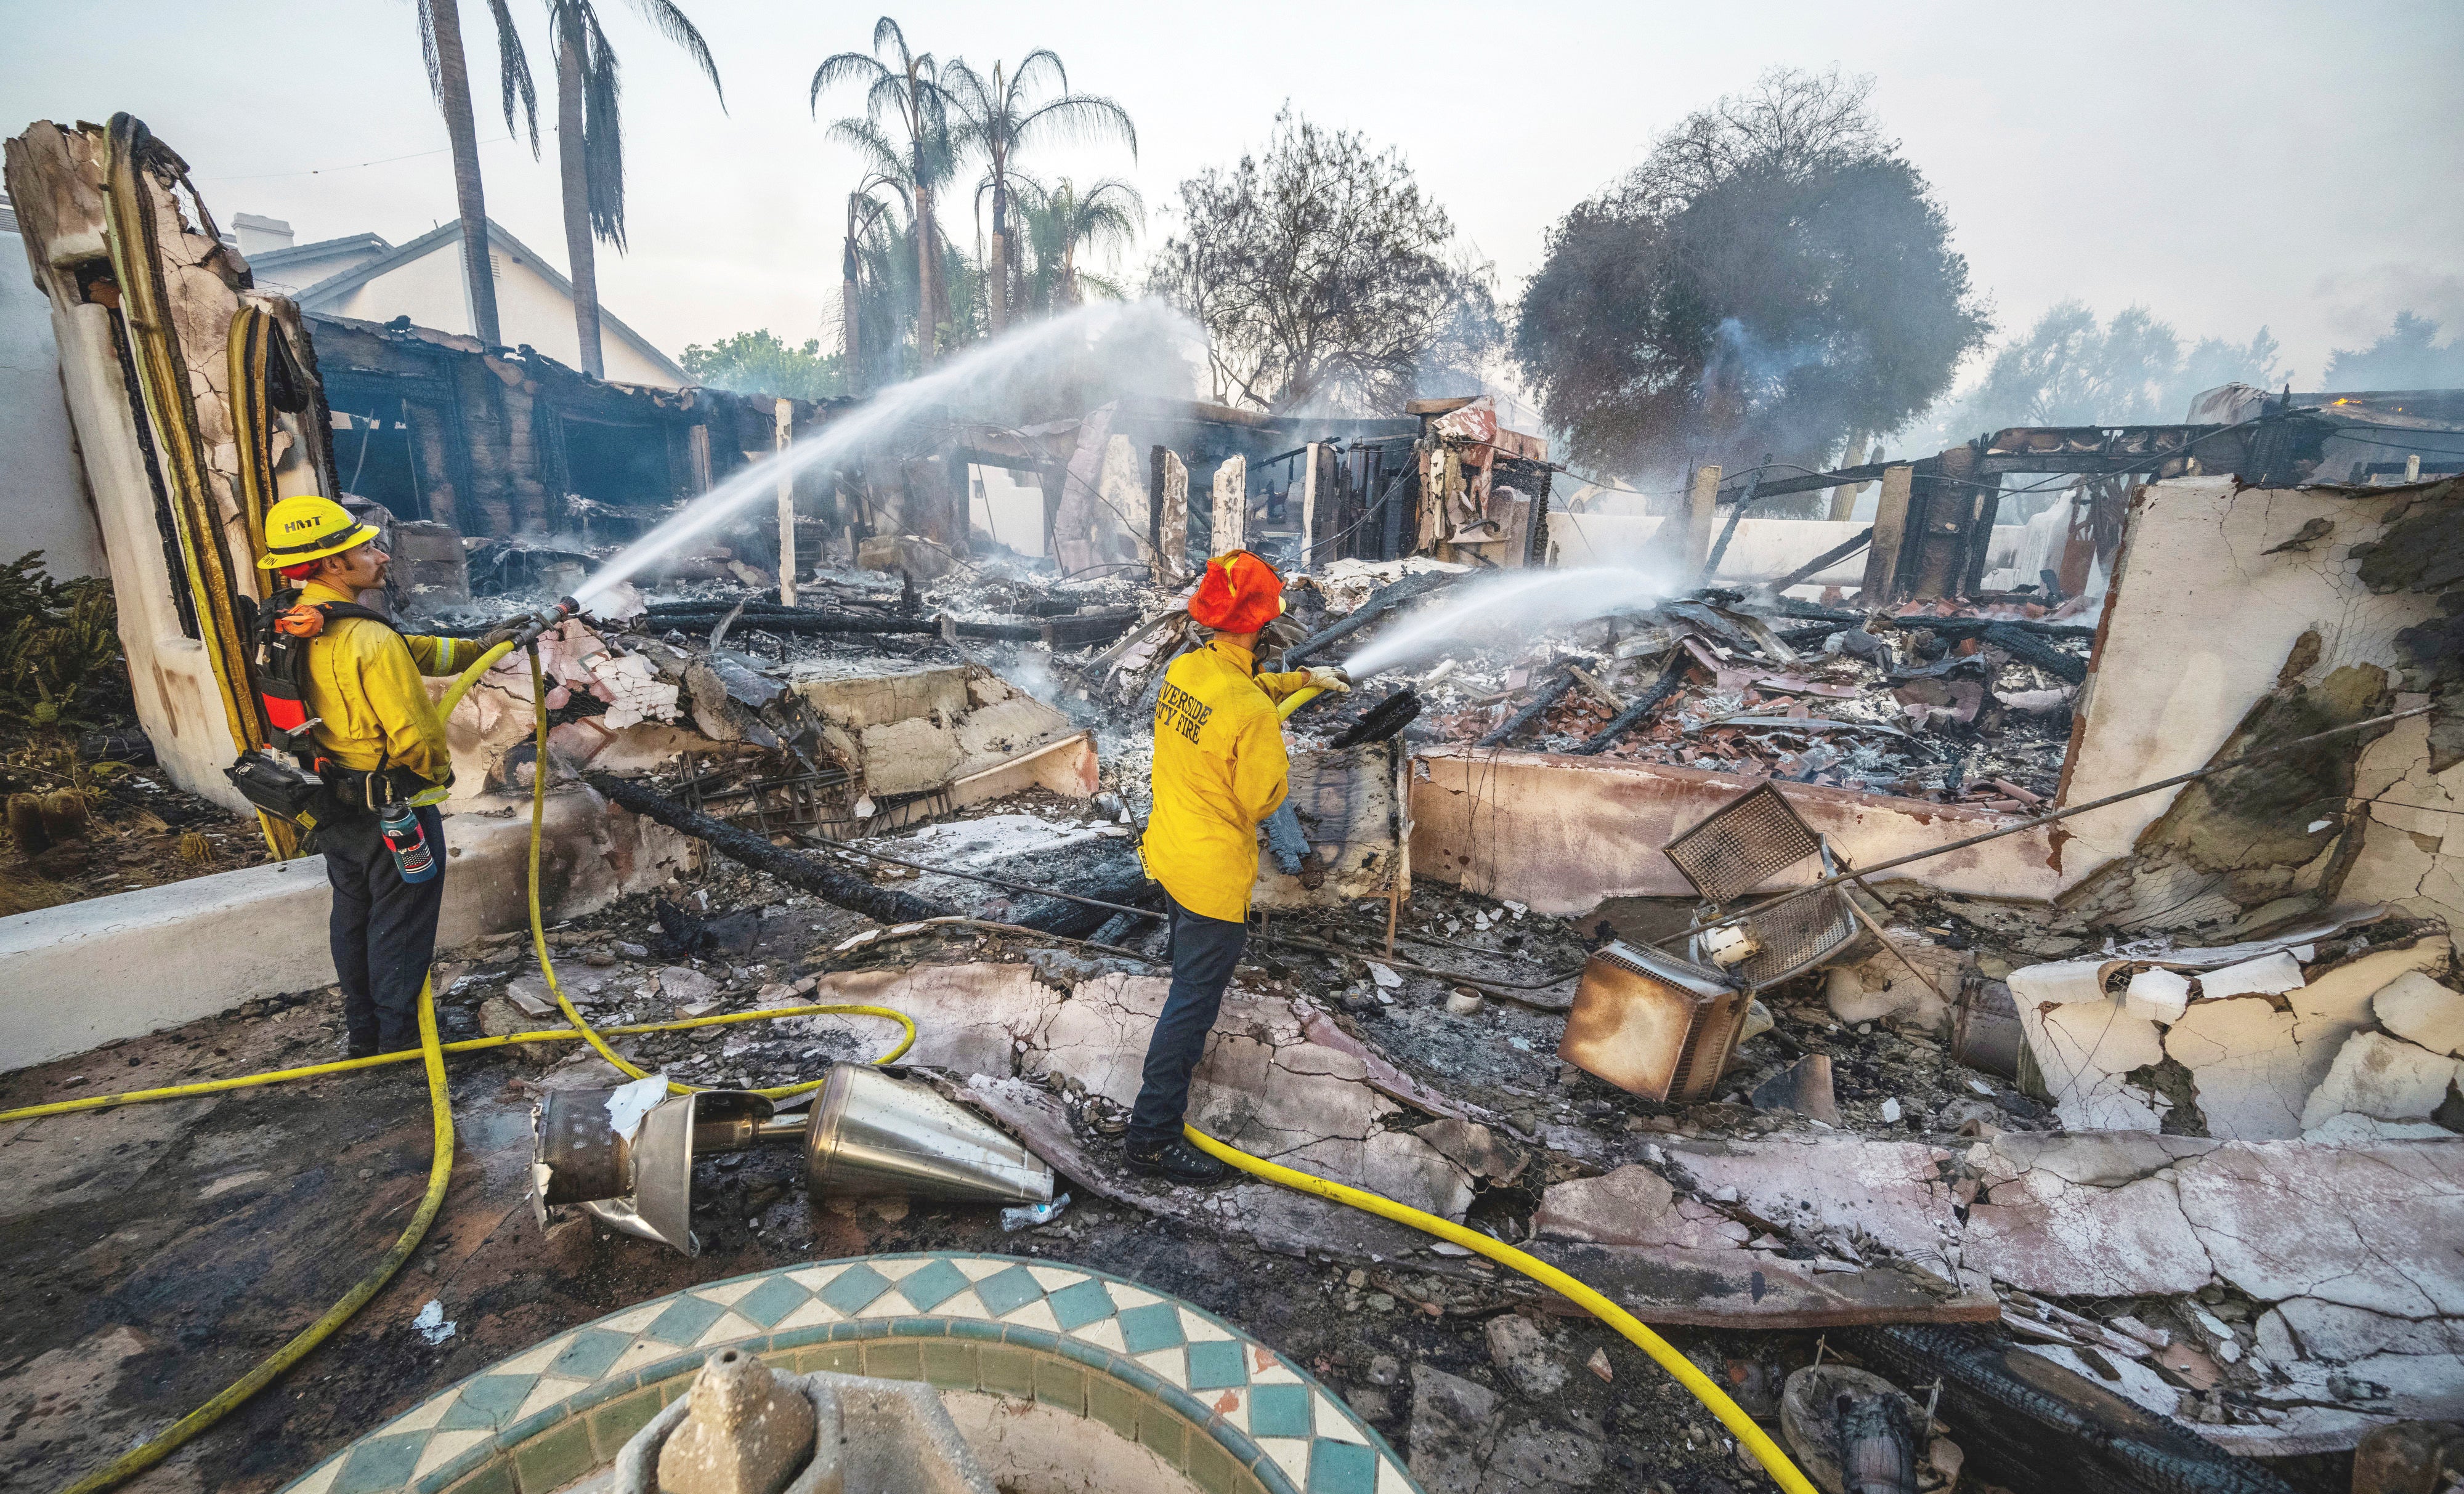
left=1485, top=1314, right=1568, bottom=1396
left=2298, top=1032, right=2464, bottom=1133
left=2163, top=996, right=2311, bottom=1141
left=1530, top=1165, right=1677, bottom=1246
left=1964, top=1134, right=2216, bottom=1297
left=1672, top=1136, right=1959, bottom=1264
left=2377, top=970, right=2464, bottom=1058
left=2173, top=1140, right=2464, bottom=1317
left=1406, top=1362, right=1502, bottom=1494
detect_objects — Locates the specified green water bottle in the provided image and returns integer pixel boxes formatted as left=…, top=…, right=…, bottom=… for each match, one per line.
left=379, top=802, right=439, bottom=883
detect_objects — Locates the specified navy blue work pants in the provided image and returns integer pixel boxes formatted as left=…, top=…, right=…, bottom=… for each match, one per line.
left=321, top=805, right=447, bottom=1052
left=1127, top=892, right=1247, bottom=1149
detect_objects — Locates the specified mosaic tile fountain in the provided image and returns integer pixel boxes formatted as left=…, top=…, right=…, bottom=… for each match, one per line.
left=284, top=1251, right=1423, bottom=1494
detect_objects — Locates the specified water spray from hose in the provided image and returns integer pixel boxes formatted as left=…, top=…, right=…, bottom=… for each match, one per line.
left=1337, top=563, right=1678, bottom=680
left=571, top=301, right=1200, bottom=610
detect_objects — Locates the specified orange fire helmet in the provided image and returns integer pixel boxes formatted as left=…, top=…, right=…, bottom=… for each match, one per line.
left=1187, top=551, right=1285, bottom=634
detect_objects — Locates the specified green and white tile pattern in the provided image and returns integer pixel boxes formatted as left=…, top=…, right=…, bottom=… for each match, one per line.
left=283, top=1252, right=1421, bottom=1494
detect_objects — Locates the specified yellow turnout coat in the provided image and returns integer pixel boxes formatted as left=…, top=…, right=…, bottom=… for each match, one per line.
left=1138, top=640, right=1310, bottom=921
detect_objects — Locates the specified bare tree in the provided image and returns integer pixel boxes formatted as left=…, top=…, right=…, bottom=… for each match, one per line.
left=412, top=0, right=535, bottom=350
left=1148, top=108, right=1491, bottom=413
left=544, top=0, right=723, bottom=379
left=941, top=50, right=1135, bottom=335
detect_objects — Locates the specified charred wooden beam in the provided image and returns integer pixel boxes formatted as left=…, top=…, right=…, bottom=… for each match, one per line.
left=1836, top=1323, right=2301, bottom=1494
left=1981, top=622, right=2089, bottom=684
left=1568, top=652, right=1693, bottom=756
left=585, top=772, right=950, bottom=924
left=1765, top=526, right=1874, bottom=592
left=1477, top=667, right=1581, bottom=748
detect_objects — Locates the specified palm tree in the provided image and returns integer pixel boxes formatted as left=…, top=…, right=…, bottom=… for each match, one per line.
left=813, top=18, right=952, bottom=368
left=841, top=174, right=903, bottom=393
left=1019, top=177, right=1143, bottom=312
left=543, top=0, right=722, bottom=378
left=941, top=50, right=1135, bottom=336
left=413, top=0, right=535, bottom=350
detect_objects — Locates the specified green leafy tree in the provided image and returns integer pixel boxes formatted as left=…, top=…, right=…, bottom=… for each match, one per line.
left=679, top=330, right=848, bottom=399
left=543, top=0, right=723, bottom=378
left=1513, top=68, right=1987, bottom=483
left=941, top=50, right=1136, bottom=334
left=0, top=553, right=129, bottom=734
left=1148, top=107, right=1493, bottom=413
left=2324, top=312, right=2464, bottom=390
left=1015, top=177, right=1143, bottom=314
left=1921, top=301, right=2284, bottom=446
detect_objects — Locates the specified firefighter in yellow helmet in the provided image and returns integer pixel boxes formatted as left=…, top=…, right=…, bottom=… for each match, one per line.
left=255, top=495, right=507, bottom=1056
left=1127, top=551, right=1347, bottom=1183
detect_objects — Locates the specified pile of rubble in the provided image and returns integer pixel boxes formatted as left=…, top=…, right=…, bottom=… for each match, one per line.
left=1404, top=587, right=2089, bottom=805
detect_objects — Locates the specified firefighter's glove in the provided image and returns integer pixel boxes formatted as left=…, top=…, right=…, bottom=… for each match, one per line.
left=1303, top=666, right=1351, bottom=694
left=474, top=621, right=526, bottom=652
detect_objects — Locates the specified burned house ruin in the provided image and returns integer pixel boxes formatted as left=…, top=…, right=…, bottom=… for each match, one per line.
left=5, top=107, right=2464, bottom=1494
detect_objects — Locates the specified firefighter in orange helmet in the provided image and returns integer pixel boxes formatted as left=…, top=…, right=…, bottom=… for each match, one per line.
left=1127, top=551, right=1346, bottom=1182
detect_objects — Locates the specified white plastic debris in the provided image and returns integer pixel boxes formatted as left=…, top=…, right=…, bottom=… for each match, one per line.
left=2195, top=951, right=2304, bottom=1000
left=1366, top=961, right=1404, bottom=990
left=411, top=1299, right=457, bottom=1346
left=604, top=1072, right=667, bottom=1139
left=2122, top=967, right=2192, bottom=1022
left=1002, top=1193, right=1071, bottom=1232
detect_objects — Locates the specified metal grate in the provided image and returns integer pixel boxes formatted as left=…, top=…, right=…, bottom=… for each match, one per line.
left=1663, top=782, right=1826, bottom=906
left=1715, top=886, right=1862, bottom=990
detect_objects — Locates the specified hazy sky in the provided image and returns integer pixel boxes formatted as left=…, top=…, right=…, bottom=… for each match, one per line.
left=8, top=1, right=2458, bottom=394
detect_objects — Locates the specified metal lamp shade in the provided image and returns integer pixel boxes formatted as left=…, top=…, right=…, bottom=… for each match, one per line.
left=802, top=1064, right=1055, bottom=1206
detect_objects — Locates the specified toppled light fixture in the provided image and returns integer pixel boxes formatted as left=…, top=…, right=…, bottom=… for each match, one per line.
left=1559, top=783, right=1865, bottom=1101
left=533, top=1065, right=1055, bottom=1256
left=1558, top=939, right=1751, bottom=1102
left=801, top=1062, right=1055, bottom=1206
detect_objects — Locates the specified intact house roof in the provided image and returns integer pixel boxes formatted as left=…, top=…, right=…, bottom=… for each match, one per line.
left=275, top=217, right=688, bottom=385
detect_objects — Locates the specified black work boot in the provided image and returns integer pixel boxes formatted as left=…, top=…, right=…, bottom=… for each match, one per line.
left=1124, top=1136, right=1228, bottom=1185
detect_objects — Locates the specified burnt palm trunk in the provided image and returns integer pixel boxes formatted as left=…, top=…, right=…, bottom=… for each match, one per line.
left=841, top=233, right=862, bottom=392
left=429, top=0, right=504, bottom=349
left=554, top=6, right=605, bottom=378
left=913, top=178, right=937, bottom=368
left=987, top=174, right=1009, bottom=336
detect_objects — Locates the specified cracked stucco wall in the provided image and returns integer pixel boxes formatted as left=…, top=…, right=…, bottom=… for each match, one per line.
left=2012, top=933, right=2454, bottom=1139
left=2059, top=478, right=2450, bottom=929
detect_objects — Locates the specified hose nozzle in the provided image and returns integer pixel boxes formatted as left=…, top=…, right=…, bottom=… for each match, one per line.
left=509, top=596, right=581, bottom=650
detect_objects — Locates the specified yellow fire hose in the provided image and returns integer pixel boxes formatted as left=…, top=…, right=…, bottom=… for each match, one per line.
left=24, top=639, right=1812, bottom=1494
left=1181, top=1126, right=1817, bottom=1492
left=31, top=641, right=911, bottom=1494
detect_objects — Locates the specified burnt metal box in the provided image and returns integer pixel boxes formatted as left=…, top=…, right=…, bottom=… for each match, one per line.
left=1557, top=939, right=1749, bottom=1102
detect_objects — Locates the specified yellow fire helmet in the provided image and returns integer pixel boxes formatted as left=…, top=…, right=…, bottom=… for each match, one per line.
left=257, top=494, right=379, bottom=570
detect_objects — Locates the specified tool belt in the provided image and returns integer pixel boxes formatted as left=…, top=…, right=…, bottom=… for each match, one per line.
left=225, top=752, right=439, bottom=830
left=320, top=764, right=440, bottom=817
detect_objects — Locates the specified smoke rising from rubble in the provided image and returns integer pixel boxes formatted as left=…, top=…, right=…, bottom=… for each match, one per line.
left=1339, top=564, right=1680, bottom=680
left=570, top=301, right=1203, bottom=607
